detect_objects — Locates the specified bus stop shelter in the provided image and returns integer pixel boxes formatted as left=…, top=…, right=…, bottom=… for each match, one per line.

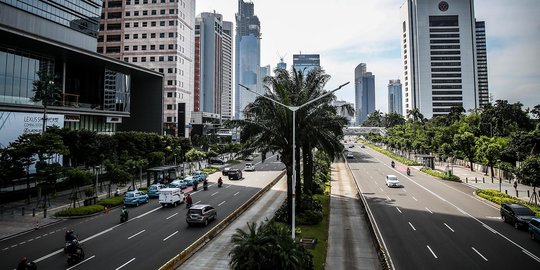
left=146, top=165, right=184, bottom=186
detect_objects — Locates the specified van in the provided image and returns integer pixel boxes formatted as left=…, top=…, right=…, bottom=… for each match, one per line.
left=159, top=188, right=185, bottom=207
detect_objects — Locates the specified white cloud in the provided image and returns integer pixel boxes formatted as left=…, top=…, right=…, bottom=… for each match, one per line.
left=196, top=0, right=540, bottom=112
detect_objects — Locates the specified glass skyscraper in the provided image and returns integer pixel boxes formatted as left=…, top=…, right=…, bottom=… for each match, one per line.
left=354, top=63, right=375, bottom=125
left=293, top=54, right=320, bottom=75
left=388, top=79, right=403, bottom=115
left=235, top=0, right=261, bottom=119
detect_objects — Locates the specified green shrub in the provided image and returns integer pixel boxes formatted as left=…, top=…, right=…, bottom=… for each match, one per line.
left=226, top=159, right=241, bottom=164
left=202, top=166, right=220, bottom=175
left=297, top=209, right=323, bottom=225
left=97, top=196, right=124, bottom=207
left=420, top=167, right=461, bottom=182
left=55, top=205, right=104, bottom=217
left=359, top=141, right=421, bottom=166
left=477, top=189, right=540, bottom=216
left=83, top=188, right=95, bottom=197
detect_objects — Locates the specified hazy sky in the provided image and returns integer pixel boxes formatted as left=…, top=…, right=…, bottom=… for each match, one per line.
left=195, top=0, right=540, bottom=113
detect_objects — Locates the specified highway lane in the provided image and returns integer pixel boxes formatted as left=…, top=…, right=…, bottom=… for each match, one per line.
left=0, top=158, right=284, bottom=269
left=347, top=144, right=540, bottom=269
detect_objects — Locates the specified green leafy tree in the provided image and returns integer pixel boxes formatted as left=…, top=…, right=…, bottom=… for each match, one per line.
left=362, top=110, right=384, bottom=127
left=385, top=112, right=405, bottom=127
left=475, top=136, right=507, bottom=177
left=515, top=155, right=540, bottom=204
left=453, top=131, right=477, bottom=171
left=31, top=70, right=62, bottom=133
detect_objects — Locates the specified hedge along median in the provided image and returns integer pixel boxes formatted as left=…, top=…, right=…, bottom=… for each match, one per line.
left=419, top=167, right=461, bottom=182
left=55, top=196, right=124, bottom=217
left=476, top=189, right=540, bottom=216
left=359, top=140, right=420, bottom=166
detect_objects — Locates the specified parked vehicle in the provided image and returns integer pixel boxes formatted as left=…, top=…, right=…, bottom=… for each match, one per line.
left=209, top=157, right=224, bottom=165
left=222, top=167, right=232, bottom=176
left=123, top=190, right=149, bottom=207
left=186, top=204, right=217, bottom=227
left=169, top=179, right=187, bottom=189
left=244, top=155, right=254, bottom=161
left=385, top=175, right=400, bottom=188
left=228, top=169, right=243, bottom=180
left=183, top=176, right=197, bottom=186
left=244, top=163, right=255, bottom=171
left=346, top=153, right=354, bottom=159
left=500, top=202, right=537, bottom=229
left=529, top=217, right=540, bottom=240
left=148, top=184, right=166, bottom=198
left=192, top=171, right=208, bottom=181
left=159, top=187, right=185, bottom=207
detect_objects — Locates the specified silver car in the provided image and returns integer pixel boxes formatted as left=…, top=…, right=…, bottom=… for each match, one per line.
left=186, top=204, right=217, bottom=227
left=386, top=175, right=400, bottom=187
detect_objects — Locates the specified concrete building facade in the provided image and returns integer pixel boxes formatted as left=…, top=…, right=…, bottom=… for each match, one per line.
left=98, top=0, right=195, bottom=137
left=400, top=0, right=488, bottom=118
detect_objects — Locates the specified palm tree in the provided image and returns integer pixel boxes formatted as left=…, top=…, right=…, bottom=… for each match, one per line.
left=407, top=107, right=424, bottom=123
left=31, top=70, right=62, bottom=133
left=229, top=67, right=346, bottom=226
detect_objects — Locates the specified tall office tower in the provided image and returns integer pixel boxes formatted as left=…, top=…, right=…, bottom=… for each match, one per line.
left=98, top=0, right=196, bottom=137
left=388, top=79, right=403, bottom=115
left=260, top=65, right=271, bottom=80
left=277, top=57, right=287, bottom=70
left=354, top=63, right=376, bottom=125
left=401, top=0, right=487, bottom=118
left=194, top=12, right=233, bottom=119
left=221, top=21, right=233, bottom=121
left=293, top=54, right=320, bottom=75
left=475, top=20, right=489, bottom=107
left=235, top=0, right=261, bottom=119
left=0, top=0, right=163, bottom=149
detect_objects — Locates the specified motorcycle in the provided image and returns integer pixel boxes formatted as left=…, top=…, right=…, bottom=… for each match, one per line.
left=120, top=208, right=128, bottom=223
left=64, top=231, right=78, bottom=253
left=218, top=177, right=223, bottom=188
left=16, top=257, right=37, bottom=270
left=66, top=240, right=85, bottom=266
left=406, top=168, right=411, bottom=176
left=391, top=161, right=395, bottom=168
left=203, top=180, right=208, bottom=191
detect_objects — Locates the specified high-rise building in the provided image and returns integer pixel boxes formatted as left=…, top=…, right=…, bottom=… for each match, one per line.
left=388, top=79, right=403, bottom=115
left=354, top=63, right=375, bottom=125
left=235, top=0, right=261, bottom=119
left=0, top=0, right=163, bottom=151
left=260, top=65, right=271, bottom=80
left=277, top=57, right=287, bottom=70
left=194, top=12, right=233, bottom=119
left=293, top=54, right=320, bottom=75
left=400, top=0, right=488, bottom=118
left=98, top=0, right=196, bottom=137
left=221, top=21, right=233, bottom=122
left=475, top=20, right=489, bottom=107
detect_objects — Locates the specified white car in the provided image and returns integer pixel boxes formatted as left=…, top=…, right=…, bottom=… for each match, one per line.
left=244, top=163, right=255, bottom=171
left=346, top=153, right=354, bottom=159
left=386, top=175, right=400, bottom=187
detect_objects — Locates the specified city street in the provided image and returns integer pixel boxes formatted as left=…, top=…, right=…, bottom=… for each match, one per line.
left=347, top=144, right=540, bottom=269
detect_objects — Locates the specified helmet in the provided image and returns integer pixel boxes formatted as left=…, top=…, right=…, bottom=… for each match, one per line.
left=20, top=256, right=27, bottom=262
left=122, top=206, right=126, bottom=209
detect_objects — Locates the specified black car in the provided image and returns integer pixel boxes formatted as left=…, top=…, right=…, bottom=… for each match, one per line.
left=228, top=169, right=243, bottom=180
left=500, top=202, right=537, bottom=229
left=209, top=158, right=224, bottom=165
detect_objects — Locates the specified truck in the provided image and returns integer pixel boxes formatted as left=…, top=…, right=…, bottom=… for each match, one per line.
left=158, top=187, right=185, bottom=207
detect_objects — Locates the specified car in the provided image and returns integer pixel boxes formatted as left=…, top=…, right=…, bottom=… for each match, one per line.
left=209, top=157, right=224, bottom=165
left=123, top=190, right=149, bottom=206
left=183, top=176, right=197, bottom=186
left=244, top=162, right=255, bottom=171
left=169, top=179, right=187, bottom=189
left=192, top=171, right=208, bottom=181
left=346, top=153, right=354, bottom=159
left=500, top=202, right=537, bottom=229
left=244, top=155, right=254, bottom=161
left=228, top=168, right=243, bottom=180
left=222, top=167, right=232, bottom=176
left=186, top=204, right=217, bottom=226
left=349, top=145, right=354, bottom=148
left=529, top=217, right=540, bottom=240
left=385, top=175, right=400, bottom=187
left=148, top=184, right=166, bottom=198
left=361, top=145, right=365, bottom=148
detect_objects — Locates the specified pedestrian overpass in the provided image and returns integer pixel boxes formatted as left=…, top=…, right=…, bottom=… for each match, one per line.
left=343, top=126, right=386, bottom=136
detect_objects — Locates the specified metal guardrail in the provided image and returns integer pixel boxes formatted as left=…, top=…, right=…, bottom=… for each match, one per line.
left=344, top=153, right=394, bottom=270
left=159, top=170, right=287, bottom=270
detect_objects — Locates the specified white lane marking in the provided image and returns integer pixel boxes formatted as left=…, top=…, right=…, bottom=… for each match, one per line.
left=218, top=201, right=226, bottom=206
left=133, top=206, right=162, bottom=220
left=485, top=216, right=501, bottom=220
left=412, top=196, right=418, bottom=201
left=66, top=255, right=95, bottom=270
left=10, top=244, right=17, bottom=248
left=128, top=230, right=146, bottom=240
left=408, top=222, right=417, bottom=231
left=370, top=154, right=540, bottom=259
left=225, top=185, right=231, bottom=189
left=379, top=187, right=384, bottom=192
left=115, top=258, right=136, bottom=270
left=2, top=247, right=8, bottom=251
left=195, top=200, right=201, bottom=205
left=444, top=223, right=455, bottom=232
left=472, top=247, right=488, bottom=261
left=396, top=207, right=402, bottom=213
left=163, top=231, right=178, bottom=241
left=233, top=192, right=239, bottom=196
left=27, top=238, right=33, bottom=242
left=427, top=245, right=438, bottom=259
left=522, top=249, right=540, bottom=263
left=374, top=181, right=379, bottom=186
left=386, top=195, right=391, bottom=200
left=403, top=188, right=407, bottom=192
left=425, top=207, right=433, bottom=214
left=35, top=236, right=41, bottom=239
left=211, top=192, right=219, bottom=196
left=19, top=241, right=26, bottom=245
left=166, top=213, right=178, bottom=220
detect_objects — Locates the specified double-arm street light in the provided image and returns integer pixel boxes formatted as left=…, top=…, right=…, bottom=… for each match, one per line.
left=239, top=81, right=349, bottom=239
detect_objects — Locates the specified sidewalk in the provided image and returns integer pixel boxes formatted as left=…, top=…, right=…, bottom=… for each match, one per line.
left=431, top=163, right=539, bottom=204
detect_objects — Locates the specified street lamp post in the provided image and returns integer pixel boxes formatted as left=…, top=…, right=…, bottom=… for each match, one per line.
left=95, top=165, right=101, bottom=198
left=239, top=82, right=349, bottom=239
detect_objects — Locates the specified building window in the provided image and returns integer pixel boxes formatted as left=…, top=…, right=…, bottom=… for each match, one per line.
left=142, top=45, right=147, bottom=50
left=159, top=44, right=164, bottom=50
left=125, top=22, right=130, bottom=28
left=134, top=22, right=139, bottom=27
left=168, top=32, right=174, bottom=38
left=124, top=46, right=129, bottom=51
left=160, top=33, right=165, bottom=38
left=124, top=34, right=129, bottom=39
left=150, top=56, right=155, bottom=62
left=159, top=56, right=164, bottom=62
left=126, top=11, right=131, bottom=16
left=132, top=57, right=138, bottom=62
left=142, top=22, right=147, bottom=27
left=167, top=80, right=173, bottom=85
left=133, top=45, right=138, bottom=51
left=169, top=20, right=175, bottom=26
left=168, top=56, right=174, bottom=61
left=107, top=35, right=121, bottom=42
left=133, top=34, right=138, bottom=39
left=106, top=46, right=121, bottom=53
left=142, top=33, right=147, bottom=38
left=167, top=92, right=173, bottom=98
left=160, top=9, right=165, bottom=15
left=151, top=33, right=156, bottom=38
left=152, top=10, right=157, bottom=15
left=134, top=11, right=139, bottom=16
left=107, top=23, right=121, bottom=30
left=167, top=104, right=173, bottom=110
left=141, top=57, right=146, bottom=62
left=151, top=21, right=156, bottom=27
left=150, top=45, right=156, bottom=50
left=169, top=9, right=175, bottom=14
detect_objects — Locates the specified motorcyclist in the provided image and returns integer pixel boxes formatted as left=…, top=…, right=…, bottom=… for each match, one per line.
left=217, top=177, right=223, bottom=187
left=120, top=206, right=128, bottom=222
left=65, top=230, right=77, bottom=242
left=203, top=179, right=209, bottom=190
left=193, top=181, right=198, bottom=191
left=16, top=257, right=36, bottom=270
left=407, top=167, right=411, bottom=176
left=391, top=160, right=395, bottom=168
left=185, top=193, right=193, bottom=208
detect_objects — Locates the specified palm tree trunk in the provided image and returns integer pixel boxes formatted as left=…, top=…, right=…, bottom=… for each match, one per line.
left=295, top=146, right=302, bottom=211
left=302, top=144, right=313, bottom=195
left=286, top=164, right=293, bottom=226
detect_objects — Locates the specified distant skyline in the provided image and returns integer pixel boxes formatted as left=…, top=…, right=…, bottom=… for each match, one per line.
left=195, top=0, right=540, bottom=114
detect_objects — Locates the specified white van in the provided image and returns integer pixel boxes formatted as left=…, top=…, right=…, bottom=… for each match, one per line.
left=159, top=187, right=185, bottom=207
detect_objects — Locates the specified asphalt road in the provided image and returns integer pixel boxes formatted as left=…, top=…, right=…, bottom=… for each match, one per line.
left=0, top=156, right=284, bottom=270
left=347, top=144, right=540, bottom=269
